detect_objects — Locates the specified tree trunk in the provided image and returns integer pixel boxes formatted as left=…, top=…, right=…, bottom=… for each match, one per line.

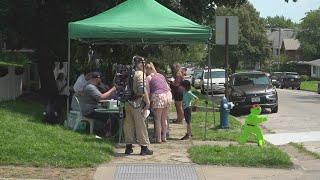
left=37, top=49, right=58, bottom=99
left=230, top=59, right=239, bottom=74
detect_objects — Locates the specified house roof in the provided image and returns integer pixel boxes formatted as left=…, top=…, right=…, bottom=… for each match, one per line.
left=306, top=59, right=320, bottom=66
left=266, top=29, right=295, bottom=49
left=282, top=39, right=300, bottom=50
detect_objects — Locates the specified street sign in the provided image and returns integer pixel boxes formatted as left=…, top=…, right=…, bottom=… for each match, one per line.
left=216, top=16, right=239, bottom=45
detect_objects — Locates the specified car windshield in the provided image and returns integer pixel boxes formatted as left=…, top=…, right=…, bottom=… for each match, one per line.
left=272, top=73, right=282, bottom=77
left=204, top=71, right=225, bottom=79
left=233, top=74, right=269, bottom=86
left=286, top=72, right=298, bottom=76
left=194, top=70, right=203, bottom=77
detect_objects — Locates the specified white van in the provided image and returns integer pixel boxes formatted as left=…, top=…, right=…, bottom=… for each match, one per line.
left=201, top=68, right=226, bottom=94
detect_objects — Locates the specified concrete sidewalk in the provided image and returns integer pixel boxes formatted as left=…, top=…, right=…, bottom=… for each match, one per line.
left=264, top=131, right=320, bottom=157
left=302, top=141, right=320, bottom=154
left=94, top=163, right=320, bottom=180
left=264, top=131, right=320, bottom=145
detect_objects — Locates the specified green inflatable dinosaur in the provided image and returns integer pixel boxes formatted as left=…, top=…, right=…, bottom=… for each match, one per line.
left=238, top=104, right=268, bottom=146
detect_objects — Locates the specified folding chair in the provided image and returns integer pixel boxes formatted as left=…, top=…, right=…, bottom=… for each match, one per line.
left=70, top=95, right=95, bottom=134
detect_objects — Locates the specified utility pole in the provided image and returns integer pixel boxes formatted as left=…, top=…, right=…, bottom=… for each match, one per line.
left=278, top=28, right=281, bottom=71
left=225, top=18, right=229, bottom=98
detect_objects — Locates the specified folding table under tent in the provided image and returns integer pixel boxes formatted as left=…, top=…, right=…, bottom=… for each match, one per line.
left=68, top=0, right=214, bottom=139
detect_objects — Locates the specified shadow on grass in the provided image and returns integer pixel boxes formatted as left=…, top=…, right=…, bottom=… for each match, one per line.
left=0, top=100, right=43, bottom=124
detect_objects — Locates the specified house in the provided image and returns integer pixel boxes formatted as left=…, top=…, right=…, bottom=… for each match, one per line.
left=266, top=28, right=295, bottom=56
left=280, top=39, right=300, bottom=61
left=307, top=59, right=320, bottom=79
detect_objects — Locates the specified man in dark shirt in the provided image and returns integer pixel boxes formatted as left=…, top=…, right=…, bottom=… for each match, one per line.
left=81, top=72, right=116, bottom=135
left=82, top=72, right=116, bottom=116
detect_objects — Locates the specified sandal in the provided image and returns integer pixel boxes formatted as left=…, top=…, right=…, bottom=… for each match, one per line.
left=180, top=133, right=191, bottom=140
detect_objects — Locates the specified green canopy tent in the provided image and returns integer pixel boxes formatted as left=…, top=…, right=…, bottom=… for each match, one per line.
left=68, top=0, right=211, bottom=44
left=67, top=0, right=214, bottom=138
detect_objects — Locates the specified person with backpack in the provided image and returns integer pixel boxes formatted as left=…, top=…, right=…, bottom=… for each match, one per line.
left=123, top=56, right=153, bottom=156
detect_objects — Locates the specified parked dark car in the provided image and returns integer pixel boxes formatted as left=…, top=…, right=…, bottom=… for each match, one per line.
left=227, top=72, right=278, bottom=114
left=279, top=72, right=301, bottom=89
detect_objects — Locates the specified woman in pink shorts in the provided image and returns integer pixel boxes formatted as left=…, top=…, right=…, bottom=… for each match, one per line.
left=146, top=62, right=172, bottom=143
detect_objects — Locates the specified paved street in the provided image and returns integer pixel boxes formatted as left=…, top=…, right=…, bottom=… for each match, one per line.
left=230, top=89, right=320, bottom=153
left=263, top=89, right=320, bottom=133
left=207, top=89, right=320, bottom=151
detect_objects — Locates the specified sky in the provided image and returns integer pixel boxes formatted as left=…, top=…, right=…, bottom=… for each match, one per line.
left=249, top=0, right=320, bottom=23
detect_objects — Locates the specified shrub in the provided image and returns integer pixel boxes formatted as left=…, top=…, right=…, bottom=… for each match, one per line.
left=300, top=75, right=309, bottom=81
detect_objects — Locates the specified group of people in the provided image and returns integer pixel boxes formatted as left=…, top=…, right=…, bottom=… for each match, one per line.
left=69, top=55, right=198, bottom=156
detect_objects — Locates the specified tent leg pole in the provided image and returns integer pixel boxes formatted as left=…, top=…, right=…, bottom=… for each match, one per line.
left=204, top=43, right=211, bottom=140
left=208, top=44, right=215, bottom=126
left=67, top=38, right=71, bottom=119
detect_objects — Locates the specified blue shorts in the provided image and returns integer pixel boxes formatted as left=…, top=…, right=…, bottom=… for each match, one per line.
left=184, top=107, right=192, bottom=124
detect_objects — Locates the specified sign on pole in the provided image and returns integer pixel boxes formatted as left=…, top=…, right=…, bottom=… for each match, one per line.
left=216, top=16, right=239, bottom=45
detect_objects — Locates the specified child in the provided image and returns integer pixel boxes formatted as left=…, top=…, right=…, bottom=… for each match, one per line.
left=180, top=80, right=198, bottom=140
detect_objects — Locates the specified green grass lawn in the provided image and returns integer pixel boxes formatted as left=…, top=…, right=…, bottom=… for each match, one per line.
left=189, top=145, right=293, bottom=168
left=0, top=100, right=114, bottom=168
left=191, top=88, right=214, bottom=107
left=190, top=87, right=256, bottom=142
left=300, top=81, right=319, bottom=92
left=192, top=112, right=247, bottom=141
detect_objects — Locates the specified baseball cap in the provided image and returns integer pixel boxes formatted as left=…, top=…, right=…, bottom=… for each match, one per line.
left=91, top=72, right=101, bottom=79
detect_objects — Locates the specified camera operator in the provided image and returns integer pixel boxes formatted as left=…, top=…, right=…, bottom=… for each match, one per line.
left=81, top=72, right=116, bottom=135
left=124, top=56, right=153, bottom=156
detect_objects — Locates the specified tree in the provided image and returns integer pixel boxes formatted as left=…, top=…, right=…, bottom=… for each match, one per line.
left=1, top=0, right=250, bottom=98
left=264, top=16, right=296, bottom=29
left=297, top=8, right=320, bottom=61
left=211, top=3, right=271, bottom=73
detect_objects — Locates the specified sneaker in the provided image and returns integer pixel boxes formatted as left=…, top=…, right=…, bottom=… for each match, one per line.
left=180, top=134, right=191, bottom=140
left=125, top=144, right=133, bottom=155
left=140, top=146, right=153, bottom=155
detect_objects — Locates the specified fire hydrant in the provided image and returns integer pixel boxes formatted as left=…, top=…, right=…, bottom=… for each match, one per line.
left=220, top=96, right=234, bottom=129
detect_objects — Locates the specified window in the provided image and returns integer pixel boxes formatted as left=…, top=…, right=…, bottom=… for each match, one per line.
left=204, top=71, right=225, bottom=79
left=233, top=74, right=269, bottom=86
left=313, top=66, right=316, bottom=75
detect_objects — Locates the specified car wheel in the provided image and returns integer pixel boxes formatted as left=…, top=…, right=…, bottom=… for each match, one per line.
left=230, top=108, right=240, bottom=116
left=280, top=85, right=283, bottom=89
left=271, top=106, right=278, bottom=113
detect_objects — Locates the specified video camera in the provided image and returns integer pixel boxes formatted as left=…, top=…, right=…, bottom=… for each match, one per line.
left=113, top=64, right=135, bottom=102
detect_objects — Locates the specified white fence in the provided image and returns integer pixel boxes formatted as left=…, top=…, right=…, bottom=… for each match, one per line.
left=0, top=66, right=23, bottom=101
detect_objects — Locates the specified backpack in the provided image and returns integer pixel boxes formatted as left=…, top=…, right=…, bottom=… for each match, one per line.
left=42, top=98, right=62, bottom=124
